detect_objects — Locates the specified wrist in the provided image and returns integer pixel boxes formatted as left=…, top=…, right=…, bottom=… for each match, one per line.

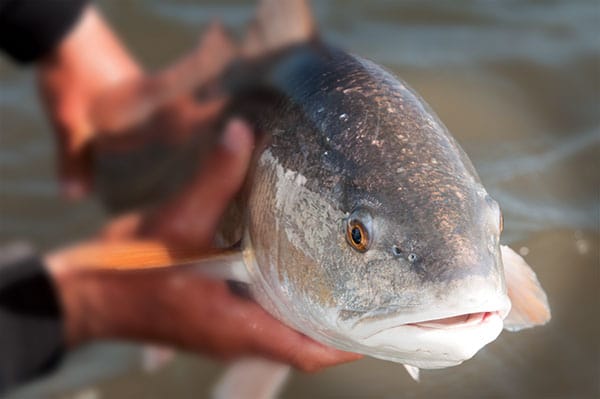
left=45, top=250, right=98, bottom=347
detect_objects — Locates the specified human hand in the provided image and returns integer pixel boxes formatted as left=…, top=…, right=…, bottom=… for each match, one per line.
left=47, top=120, right=362, bottom=372
left=38, top=4, right=234, bottom=201
left=143, top=264, right=363, bottom=372
left=38, top=6, right=142, bottom=199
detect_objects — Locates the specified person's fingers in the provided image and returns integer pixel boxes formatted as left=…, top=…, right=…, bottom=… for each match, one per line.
left=232, top=298, right=362, bottom=372
left=143, top=119, right=254, bottom=248
left=285, top=338, right=363, bottom=372
left=98, top=212, right=144, bottom=240
left=39, top=65, right=95, bottom=200
left=256, top=323, right=363, bottom=372
left=197, top=118, right=255, bottom=206
left=58, top=137, right=92, bottom=200
left=38, top=6, right=142, bottom=199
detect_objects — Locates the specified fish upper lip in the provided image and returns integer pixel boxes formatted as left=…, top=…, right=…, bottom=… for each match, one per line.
left=348, top=296, right=511, bottom=338
left=353, top=305, right=507, bottom=328
left=406, top=311, right=498, bottom=329
left=360, top=311, right=502, bottom=340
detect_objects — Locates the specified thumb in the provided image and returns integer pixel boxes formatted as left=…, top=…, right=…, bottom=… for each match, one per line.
left=142, top=119, right=255, bottom=249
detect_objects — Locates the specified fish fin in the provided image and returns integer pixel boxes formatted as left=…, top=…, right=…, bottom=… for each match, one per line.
left=92, top=21, right=236, bottom=133
left=212, top=358, right=290, bottom=399
left=188, top=248, right=252, bottom=284
left=56, top=240, right=251, bottom=283
left=243, top=0, right=317, bottom=57
left=501, top=245, right=551, bottom=331
left=403, top=364, right=420, bottom=382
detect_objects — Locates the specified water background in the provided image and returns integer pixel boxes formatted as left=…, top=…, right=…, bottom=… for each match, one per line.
left=1, top=1, right=598, bottom=398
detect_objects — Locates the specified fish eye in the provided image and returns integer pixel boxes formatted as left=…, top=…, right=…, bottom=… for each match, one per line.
left=407, top=253, right=418, bottom=262
left=345, top=209, right=373, bottom=253
left=347, top=220, right=369, bottom=252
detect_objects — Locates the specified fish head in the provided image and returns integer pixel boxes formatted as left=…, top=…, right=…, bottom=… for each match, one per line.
left=244, top=49, right=511, bottom=369
left=323, top=59, right=511, bottom=368
left=330, top=185, right=509, bottom=369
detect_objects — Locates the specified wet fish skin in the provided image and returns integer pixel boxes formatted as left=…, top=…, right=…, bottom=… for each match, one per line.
left=221, top=43, right=508, bottom=362
left=91, top=0, right=549, bottom=372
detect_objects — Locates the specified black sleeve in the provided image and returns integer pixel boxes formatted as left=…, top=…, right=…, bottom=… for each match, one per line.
left=0, top=0, right=89, bottom=63
left=0, top=243, right=65, bottom=395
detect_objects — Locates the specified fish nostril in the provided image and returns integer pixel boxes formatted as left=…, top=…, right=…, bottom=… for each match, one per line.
left=392, top=246, right=419, bottom=263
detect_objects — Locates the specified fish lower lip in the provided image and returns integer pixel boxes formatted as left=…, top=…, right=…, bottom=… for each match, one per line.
left=407, top=311, right=498, bottom=329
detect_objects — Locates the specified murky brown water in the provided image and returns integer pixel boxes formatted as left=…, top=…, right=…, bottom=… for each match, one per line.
left=1, top=1, right=598, bottom=398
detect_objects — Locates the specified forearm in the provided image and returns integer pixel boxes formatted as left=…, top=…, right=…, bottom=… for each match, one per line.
left=44, top=241, right=232, bottom=355
left=39, top=5, right=142, bottom=99
left=45, top=244, right=183, bottom=348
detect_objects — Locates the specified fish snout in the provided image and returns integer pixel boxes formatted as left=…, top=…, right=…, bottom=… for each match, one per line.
left=443, top=276, right=511, bottom=319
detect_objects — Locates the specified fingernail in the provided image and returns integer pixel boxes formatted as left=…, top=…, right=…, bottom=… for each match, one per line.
left=221, top=118, right=248, bottom=153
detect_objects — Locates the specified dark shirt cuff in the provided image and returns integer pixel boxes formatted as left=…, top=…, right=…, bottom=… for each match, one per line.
left=0, top=0, right=89, bottom=63
left=0, top=243, right=65, bottom=394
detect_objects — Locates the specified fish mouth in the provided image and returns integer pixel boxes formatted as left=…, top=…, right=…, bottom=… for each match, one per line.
left=359, top=309, right=504, bottom=340
left=350, top=293, right=511, bottom=338
left=349, top=305, right=509, bottom=369
left=407, top=311, right=498, bottom=330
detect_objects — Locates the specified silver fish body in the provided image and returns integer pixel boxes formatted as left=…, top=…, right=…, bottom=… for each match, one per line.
left=222, top=44, right=510, bottom=368
left=91, top=0, right=549, bottom=377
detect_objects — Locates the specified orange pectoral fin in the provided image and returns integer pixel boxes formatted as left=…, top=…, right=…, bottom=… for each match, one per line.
left=60, top=240, right=201, bottom=271
left=501, top=245, right=551, bottom=331
left=52, top=240, right=249, bottom=283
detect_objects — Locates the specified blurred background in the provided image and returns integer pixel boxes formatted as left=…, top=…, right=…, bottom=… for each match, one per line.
left=1, top=0, right=598, bottom=398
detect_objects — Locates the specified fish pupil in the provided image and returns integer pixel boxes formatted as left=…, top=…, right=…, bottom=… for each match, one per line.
left=351, top=227, right=362, bottom=244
